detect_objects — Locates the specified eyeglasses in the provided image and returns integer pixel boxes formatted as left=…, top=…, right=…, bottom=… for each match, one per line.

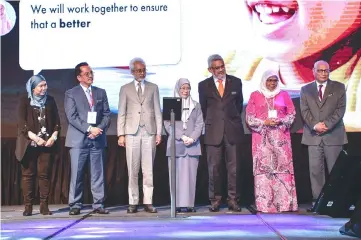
left=316, top=69, right=330, bottom=74
left=81, top=71, right=94, bottom=77
left=211, top=65, right=225, bottom=71
left=133, top=68, right=146, bottom=74
left=180, top=87, right=191, bottom=91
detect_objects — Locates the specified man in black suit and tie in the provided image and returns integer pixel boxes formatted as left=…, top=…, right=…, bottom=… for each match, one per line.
left=198, top=54, right=244, bottom=212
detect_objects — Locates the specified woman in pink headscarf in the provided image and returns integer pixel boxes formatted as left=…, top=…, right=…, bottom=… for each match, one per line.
left=246, top=70, right=298, bottom=213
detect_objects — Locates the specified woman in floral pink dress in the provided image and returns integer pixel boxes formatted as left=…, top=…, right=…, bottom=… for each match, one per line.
left=246, top=70, right=298, bottom=213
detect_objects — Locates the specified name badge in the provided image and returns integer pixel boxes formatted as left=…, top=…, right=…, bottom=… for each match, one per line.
left=87, top=112, right=97, bottom=124
left=268, top=110, right=277, bottom=119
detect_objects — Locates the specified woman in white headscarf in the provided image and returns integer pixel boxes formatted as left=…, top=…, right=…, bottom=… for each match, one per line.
left=15, top=75, right=61, bottom=216
left=164, top=78, right=204, bottom=213
left=246, top=70, right=298, bottom=213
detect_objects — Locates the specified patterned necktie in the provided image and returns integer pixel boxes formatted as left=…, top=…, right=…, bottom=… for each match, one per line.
left=86, top=88, right=93, bottom=110
left=217, top=79, right=224, bottom=97
left=137, top=82, right=142, bottom=99
left=318, top=84, right=323, bottom=101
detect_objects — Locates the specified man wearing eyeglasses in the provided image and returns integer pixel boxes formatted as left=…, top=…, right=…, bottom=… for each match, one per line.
left=117, top=57, right=162, bottom=214
left=64, top=62, right=111, bottom=215
left=198, top=54, right=244, bottom=212
left=300, top=60, right=348, bottom=209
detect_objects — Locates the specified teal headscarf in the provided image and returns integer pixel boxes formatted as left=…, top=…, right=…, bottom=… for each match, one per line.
left=25, top=75, right=47, bottom=108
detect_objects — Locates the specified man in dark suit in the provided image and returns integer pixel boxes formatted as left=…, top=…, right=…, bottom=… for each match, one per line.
left=64, top=62, right=111, bottom=215
left=300, top=60, right=348, bottom=206
left=198, top=54, right=244, bottom=212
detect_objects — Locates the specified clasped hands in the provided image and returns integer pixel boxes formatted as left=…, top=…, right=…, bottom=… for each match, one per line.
left=28, top=131, right=55, bottom=147
left=181, top=135, right=194, bottom=146
left=264, top=118, right=281, bottom=127
left=88, top=127, right=103, bottom=139
left=314, top=122, right=328, bottom=135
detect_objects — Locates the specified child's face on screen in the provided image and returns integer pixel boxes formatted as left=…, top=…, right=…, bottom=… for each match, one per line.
left=244, top=0, right=361, bottom=62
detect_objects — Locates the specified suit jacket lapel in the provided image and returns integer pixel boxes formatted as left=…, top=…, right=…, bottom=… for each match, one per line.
left=91, top=87, right=98, bottom=111
left=310, top=82, right=322, bottom=108
left=320, top=80, right=333, bottom=108
left=223, top=75, right=232, bottom=98
left=209, top=77, right=221, bottom=98
left=129, top=82, right=141, bottom=103
left=77, top=85, right=91, bottom=111
left=141, top=81, right=148, bottom=104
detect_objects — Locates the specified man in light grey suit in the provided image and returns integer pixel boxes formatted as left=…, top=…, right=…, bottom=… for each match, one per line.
left=65, top=62, right=111, bottom=215
left=117, top=58, right=162, bottom=214
left=300, top=60, right=348, bottom=204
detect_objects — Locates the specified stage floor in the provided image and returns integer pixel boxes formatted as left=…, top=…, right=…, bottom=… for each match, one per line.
left=0, top=204, right=354, bottom=240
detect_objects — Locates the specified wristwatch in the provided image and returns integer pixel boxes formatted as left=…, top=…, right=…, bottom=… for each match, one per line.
left=52, top=135, right=57, bottom=141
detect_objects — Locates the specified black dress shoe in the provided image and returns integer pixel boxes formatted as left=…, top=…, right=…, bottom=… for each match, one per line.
left=340, top=221, right=361, bottom=238
left=144, top=204, right=157, bottom=213
left=228, top=200, right=242, bottom=212
left=94, top=207, right=109, bottom=214
left=176, top=207, right=182, bottom=213
left=306, top=207, right=316, bottom=213
left=23, top=205, right=33, bottom=216
left=209, top=202, right=221, bottom=212
left=127, top=205, right=138, bottom=214
left=69, top=208, right=81, bottom=215
left=186, top=207, right=196, bottom=212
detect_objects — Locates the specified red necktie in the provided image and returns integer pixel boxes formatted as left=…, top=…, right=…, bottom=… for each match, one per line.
left=318, top=85, right=323, bottom=100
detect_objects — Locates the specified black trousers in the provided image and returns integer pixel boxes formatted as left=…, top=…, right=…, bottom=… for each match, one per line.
left=206, top=133, right=242, bottom=202
left=21, top=146, right=53, bottom=205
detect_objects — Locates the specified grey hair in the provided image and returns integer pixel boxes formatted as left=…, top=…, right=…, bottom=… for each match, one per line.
left=313, top=60, right=329, bottom=70
left=207, top=54, right=224, bottom=68
left=129, top=57, right=146, bottom=70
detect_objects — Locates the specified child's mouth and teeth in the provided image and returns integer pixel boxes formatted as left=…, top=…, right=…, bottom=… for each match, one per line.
left=248, top=1, right=298, bottom=25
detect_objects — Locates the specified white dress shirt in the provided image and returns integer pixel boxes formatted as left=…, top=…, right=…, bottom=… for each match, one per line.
left=316, top=80, right=327, bottom=101
left=134, top=79, right=145, bottom=94
left=213, top=76, right=226, bottom=89
left=80, top=84, right=92, bottom=94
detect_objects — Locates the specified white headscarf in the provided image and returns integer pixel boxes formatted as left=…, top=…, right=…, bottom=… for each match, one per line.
left=259, top=70, right=281, bottom=98
left=174, top=78, right=195, bottom=130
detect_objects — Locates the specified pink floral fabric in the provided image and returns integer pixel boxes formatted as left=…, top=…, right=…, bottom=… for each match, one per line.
left=246, top=90, right=298, bottom=213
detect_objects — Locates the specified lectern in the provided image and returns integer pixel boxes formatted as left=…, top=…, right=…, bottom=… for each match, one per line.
left=162, top=97, right=182, bottom=218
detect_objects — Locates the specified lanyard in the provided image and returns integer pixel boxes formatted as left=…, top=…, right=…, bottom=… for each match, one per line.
left=265, top=97, right=275, bottom=111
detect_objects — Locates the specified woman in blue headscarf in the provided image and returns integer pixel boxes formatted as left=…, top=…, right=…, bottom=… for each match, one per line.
left=15, top=75, right=61, bottom=216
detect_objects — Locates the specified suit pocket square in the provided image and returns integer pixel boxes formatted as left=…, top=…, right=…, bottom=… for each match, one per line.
left=231, top=91, right=237, bottom=95
left=96, top=99, right=103, bottom=103
left=328, top=93, right=333, bottom=97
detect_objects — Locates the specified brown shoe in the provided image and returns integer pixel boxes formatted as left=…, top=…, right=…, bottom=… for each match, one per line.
left=228, top=200, right=242, bottom=212
left=23, top=205, right=33, bottom=216
left=144, top=204, right=157, bottom=213
left=40, top=202, right=53, bottom=215
left=209, top=201, right=221, bottom=212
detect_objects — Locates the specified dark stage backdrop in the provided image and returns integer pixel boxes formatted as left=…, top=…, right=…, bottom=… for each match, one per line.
left=2, top=133, right=361, bottom=206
